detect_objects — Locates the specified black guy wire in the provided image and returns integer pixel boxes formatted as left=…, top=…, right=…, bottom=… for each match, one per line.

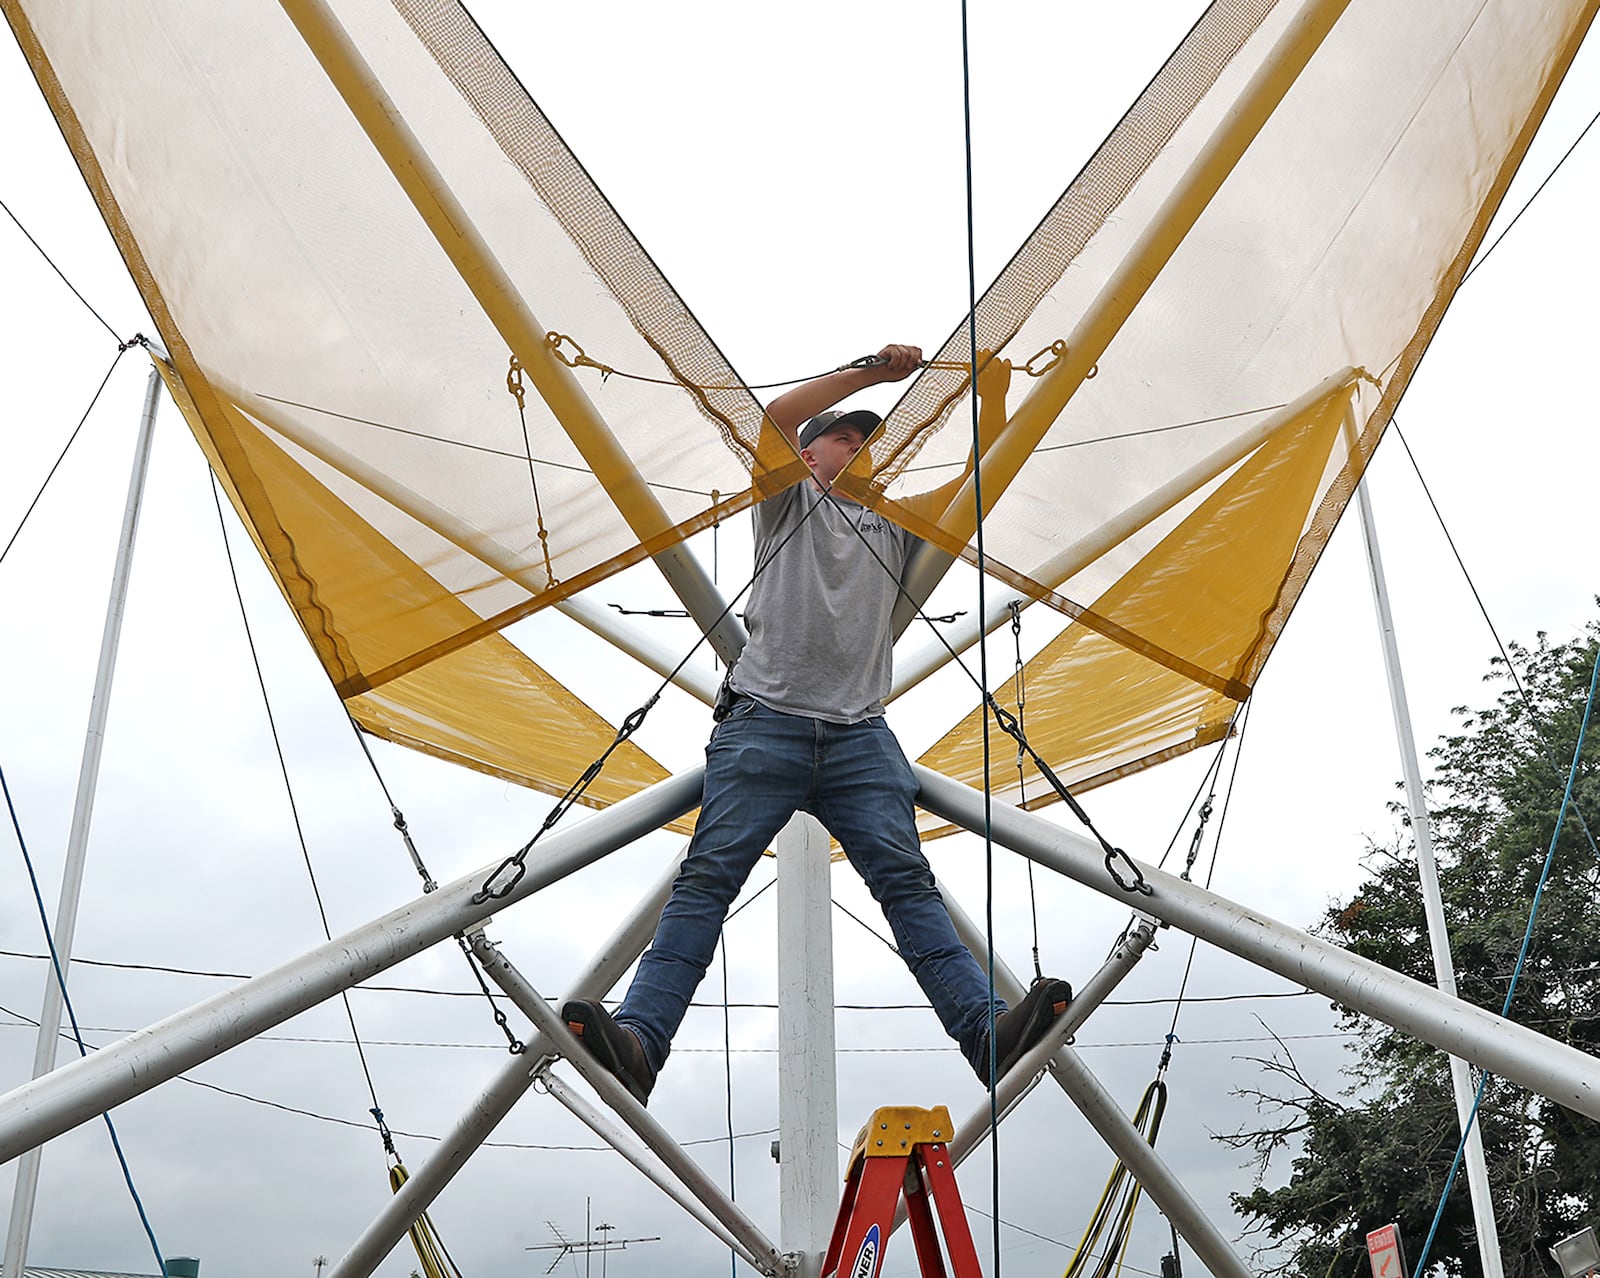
left=953, top=4, right=1004, bottom=1267
left=281, top=378, right=1295, bottom=493
left=344, top=715, right=528, bottom=1054
left=0, top=972, right=1318, bottom=1023
left=1010, top=603, right=1043, bottom=980
left=206, top=469, right=390, bottom=1132
left=722, top=869, right=775, bottom=922
left=0, top=957, right=1318, bottom=1010
left=0, top=995, right=778, bottom=1153
left=963, top=1201, right=1165, bottom=1278
left=1, top=344, right=129, bottom=567
left=257, top=393, right=719, bottom=500
left=0, top=1006, right=1357, bottom=1055
left=345, top=720, right=437, bottom=891
left=1154, top=731, right=1232, bottom=875
left=1389, top=416, right=1600, bottom=861
left=1, top=761, right=169, bottom=1275
left=1160, top=700, right=1253, bottom=1072
left=833, top=896, right=899, bottom=956
left=0, top=193, right=123, bottom=341
left=1463, top=104, right=1600, bottom=285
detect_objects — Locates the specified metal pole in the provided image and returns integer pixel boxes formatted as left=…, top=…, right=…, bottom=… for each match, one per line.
left=912, top=763, right=1600, bottom=1119
left=330, top=847, right=689, bottom=1278
left=1354, top=465, right=1505, bottom=1278
left=892, top=0, right=1355, bottom=632
left=0, top=765, right=705, bottom=1161
left=468, top=936, right=783, bottom=1275
left=538, top=1073, right=767, bottom=1271
left=776, top=814, right=838, bottom=1278
left=932, top=893, right=1159, bottom=1134
left=272, top=0, right=746, bottom=664
left=4, top=364, right=161, bottom=1278
left=886, top=910, right=1249, bottom=1274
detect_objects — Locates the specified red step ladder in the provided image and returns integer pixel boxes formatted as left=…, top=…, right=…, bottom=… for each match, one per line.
left=820, top=1105, right=984, bottom=1278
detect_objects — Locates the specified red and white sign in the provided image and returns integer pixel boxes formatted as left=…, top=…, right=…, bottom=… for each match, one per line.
left=1367, top=1224, right=1408, bottom=1278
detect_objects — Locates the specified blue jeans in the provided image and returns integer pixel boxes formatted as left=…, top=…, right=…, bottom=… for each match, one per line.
left=616, top=698, right=1004, bottom=1073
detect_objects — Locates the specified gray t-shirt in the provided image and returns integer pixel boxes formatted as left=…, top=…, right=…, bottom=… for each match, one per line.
left=728, top=482, right=916, bottom=723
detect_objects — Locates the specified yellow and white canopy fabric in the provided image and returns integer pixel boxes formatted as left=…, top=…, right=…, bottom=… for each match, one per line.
left=6, top=0, right=1594, bottom=817
left=893, top=0, right=1595, bottom=801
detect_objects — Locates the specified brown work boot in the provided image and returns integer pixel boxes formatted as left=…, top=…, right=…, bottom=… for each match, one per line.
left=562, top=999, right=656, bottom=1106
left=984, top=978, right=1072, bottom=1082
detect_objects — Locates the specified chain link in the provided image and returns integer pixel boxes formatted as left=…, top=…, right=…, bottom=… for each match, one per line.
left=986, top=696, right=1153, bottom=897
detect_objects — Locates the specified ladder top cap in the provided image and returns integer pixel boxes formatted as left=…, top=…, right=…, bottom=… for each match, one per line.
left=848, top=1105, right=954, bottom=1164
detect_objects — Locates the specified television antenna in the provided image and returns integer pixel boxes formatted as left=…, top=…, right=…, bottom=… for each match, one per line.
left=525, top=1199, right=659, bottom=1276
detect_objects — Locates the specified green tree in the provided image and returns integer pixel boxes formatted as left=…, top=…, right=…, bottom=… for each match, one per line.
left=1222, top=624, right=1600, bottom=1278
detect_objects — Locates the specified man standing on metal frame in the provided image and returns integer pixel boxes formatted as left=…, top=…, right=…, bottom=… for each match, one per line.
left=565, top=343, right=1070, bottom=1105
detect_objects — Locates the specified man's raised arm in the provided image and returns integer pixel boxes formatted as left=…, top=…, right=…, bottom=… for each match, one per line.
left=762, top=343, right=923, bottom=447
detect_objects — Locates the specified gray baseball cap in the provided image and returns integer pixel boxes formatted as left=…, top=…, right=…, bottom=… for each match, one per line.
left=798, top=408, right=881, bottom=450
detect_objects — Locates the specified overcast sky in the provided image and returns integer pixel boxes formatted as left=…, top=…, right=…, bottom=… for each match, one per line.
left=3, top=4, right=1599, bottom=1278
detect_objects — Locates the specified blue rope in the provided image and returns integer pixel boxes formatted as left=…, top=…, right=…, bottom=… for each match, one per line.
left=1, top=761, right=169, bottom=1277
left=1409, top=638, right=1600, bottom=1276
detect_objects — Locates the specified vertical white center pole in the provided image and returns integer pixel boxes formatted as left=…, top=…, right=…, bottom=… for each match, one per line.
left=775, top=813, right=838, bottom=1278
left=1354, top=460, right=1505, bottom=1278
left=4, top=363, right=162, bottom=1278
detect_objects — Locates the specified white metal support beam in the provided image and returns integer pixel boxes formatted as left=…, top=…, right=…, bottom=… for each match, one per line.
left=330, top=846, right=690, bottom=1278
left=537, top=1071, right=769, bottom=1270
left=274, top=0, right=746, bottom=663
left=913, top=763, right=1600, bottom=1119
left=0, top=766, right=705, bottom=1161
left=888, top=368, right=1362, bottom=691
left=776, top=813, right=839, bottom=1278
left=4, top=365, right=162, bottom=1278
left=933, top=905, right=1252, bottom=1278
left=470, top=935, right=783, bottom=1275
left=1354, top=457, right=1505, bottom=1278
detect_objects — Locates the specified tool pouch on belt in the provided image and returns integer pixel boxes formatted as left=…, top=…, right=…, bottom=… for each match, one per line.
left=712, top=677, right=738, bottom=722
